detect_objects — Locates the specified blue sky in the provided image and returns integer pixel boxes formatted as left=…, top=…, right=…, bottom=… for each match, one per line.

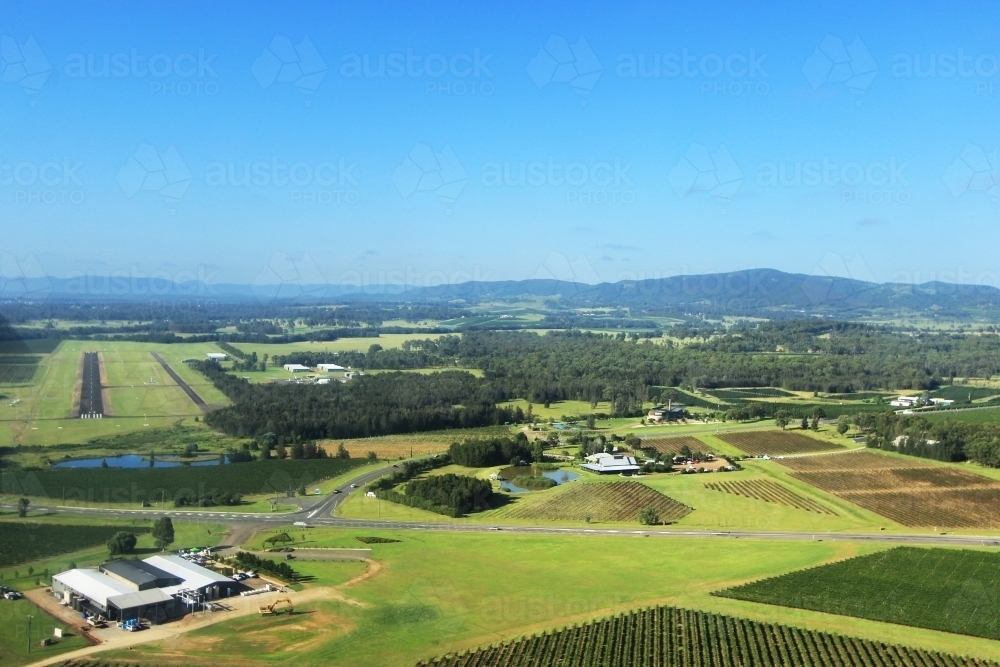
left=3, top=0, right=1000, bottom=291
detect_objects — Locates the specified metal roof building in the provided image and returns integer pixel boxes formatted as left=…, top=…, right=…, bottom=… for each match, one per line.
left=581, top=453, right=641, bottom=475
left=52, top=555, right=238, bottom=624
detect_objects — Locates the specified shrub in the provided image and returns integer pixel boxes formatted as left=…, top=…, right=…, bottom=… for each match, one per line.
left=638, top=507, right=661, bottom=525
left=107, top=531, right=137, bottom=555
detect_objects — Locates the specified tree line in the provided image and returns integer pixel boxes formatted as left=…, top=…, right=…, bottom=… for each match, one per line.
left=852, top=411, right=1000, bottom=465
left=193, top=361, right=527, bottom=439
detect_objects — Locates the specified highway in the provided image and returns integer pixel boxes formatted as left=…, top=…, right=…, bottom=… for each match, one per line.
left=7, top=463, right=1000, bottom=549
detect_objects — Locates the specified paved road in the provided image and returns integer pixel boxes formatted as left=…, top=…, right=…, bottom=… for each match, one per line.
left=8, top=462, right=1000, bottom=549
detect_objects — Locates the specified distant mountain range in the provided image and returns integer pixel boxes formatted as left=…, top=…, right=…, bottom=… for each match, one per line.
left=3, top=269, right=999, bottom=317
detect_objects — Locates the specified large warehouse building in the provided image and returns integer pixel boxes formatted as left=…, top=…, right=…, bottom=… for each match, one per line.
left=52, top=555, right=237, bottom=623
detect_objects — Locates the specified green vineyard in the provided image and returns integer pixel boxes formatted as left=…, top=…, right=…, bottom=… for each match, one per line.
left=506, top=482, right=691, bottom=523
left=0, top=362, right=38, bottom=384
left=715, top=547, right=1000, bottom=641
left=418, top=605, right=996, bottom=667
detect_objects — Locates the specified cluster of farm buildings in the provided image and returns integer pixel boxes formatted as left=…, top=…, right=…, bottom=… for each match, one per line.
left=51, top=554, right=240, bottom=624
left=205, top=353, right=361, bottom=384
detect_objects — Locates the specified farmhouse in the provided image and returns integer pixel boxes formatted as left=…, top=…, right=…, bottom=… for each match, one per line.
left=206, top=352, right=228, bottom=361
left=646, top=403, right=687, bottom=422
left=52, top=555, right=237, bottom=624
left=316, top=363, right=345, bottom=371
left=581, top=452, right=641, bottom=475
left=890, top=396, right=922, bottom=408
left=283, top=363, right=311, bottom=373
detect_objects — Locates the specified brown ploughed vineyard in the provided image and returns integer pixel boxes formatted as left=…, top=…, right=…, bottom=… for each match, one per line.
left=703, top=479, right=836, bottom=514
left=639, top=436, right=707, bottom=456
left=781, top=451, right=1000, bottom=528
left=716, top=431, right=843, bottom=456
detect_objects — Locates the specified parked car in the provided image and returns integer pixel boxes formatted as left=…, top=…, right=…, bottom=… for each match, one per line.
left=4, top=591, right=23, bottom=600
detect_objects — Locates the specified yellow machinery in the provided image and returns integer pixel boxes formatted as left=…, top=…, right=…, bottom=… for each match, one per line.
left=259, top=598, right=294, bottom=615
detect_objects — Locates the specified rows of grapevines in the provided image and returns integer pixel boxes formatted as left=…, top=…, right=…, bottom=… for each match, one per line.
left=417, top=605, right=997, bottom=667
left=703, top=479, right=835, bottom=514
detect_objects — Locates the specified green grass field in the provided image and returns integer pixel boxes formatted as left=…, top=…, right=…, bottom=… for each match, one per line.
left=95, top=528, right=1000, bottom=667
left=715, top=546, right=1000, bottom=641
left=0, top=597, right=89, bottom=667
left=497, top=398, right=619, bottom=419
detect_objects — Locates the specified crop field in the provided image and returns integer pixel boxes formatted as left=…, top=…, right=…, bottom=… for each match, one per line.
left=824, top=391, right=890, bottom=400
left=708, top=387, right=795, bottom=399
left=1, top=458, right=366, bottom=504
left=716, top=430, right=843, bottom=456
left=924, top=407, right=1000, bottom=424
left=0, top=362, right=38, bottom=383
left=0, top=522, right=149, bottom=567
left=703, top=479, right=836, bottom=514
left=930, top=385, right=1000, bottom=401
left=716, top=547, right=1000, bottom=642
left=639, top=436, right=709, bottom=456
left=0, top=338, right=60, bottom=354
left=420, top=604, right=992, bottom=667
left=780, top=452, right=1000, bottom=527
left=505, top=481, right=691, bottom=523
left=321, top=426, right=513, bottom=459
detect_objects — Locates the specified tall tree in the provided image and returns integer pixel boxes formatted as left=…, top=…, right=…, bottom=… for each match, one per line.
left=152, top=517, right=175, bottom=551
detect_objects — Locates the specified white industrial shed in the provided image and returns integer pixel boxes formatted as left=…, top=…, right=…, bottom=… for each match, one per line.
left=283, top=363, right=311, bottom=372
left=316, top=363, right=345, bottom=371
left=52, top=555, right=237, bottom=623
left=206, top=352, right=228, bottom=361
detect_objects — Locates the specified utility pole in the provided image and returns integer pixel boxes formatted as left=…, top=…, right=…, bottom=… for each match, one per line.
left=26, top=615, right=32, bottom=654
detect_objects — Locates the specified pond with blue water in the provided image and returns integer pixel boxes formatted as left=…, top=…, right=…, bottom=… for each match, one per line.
left=53, top=454, right=228, bottom=469
left=499, top=465, right=579, bottom=493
